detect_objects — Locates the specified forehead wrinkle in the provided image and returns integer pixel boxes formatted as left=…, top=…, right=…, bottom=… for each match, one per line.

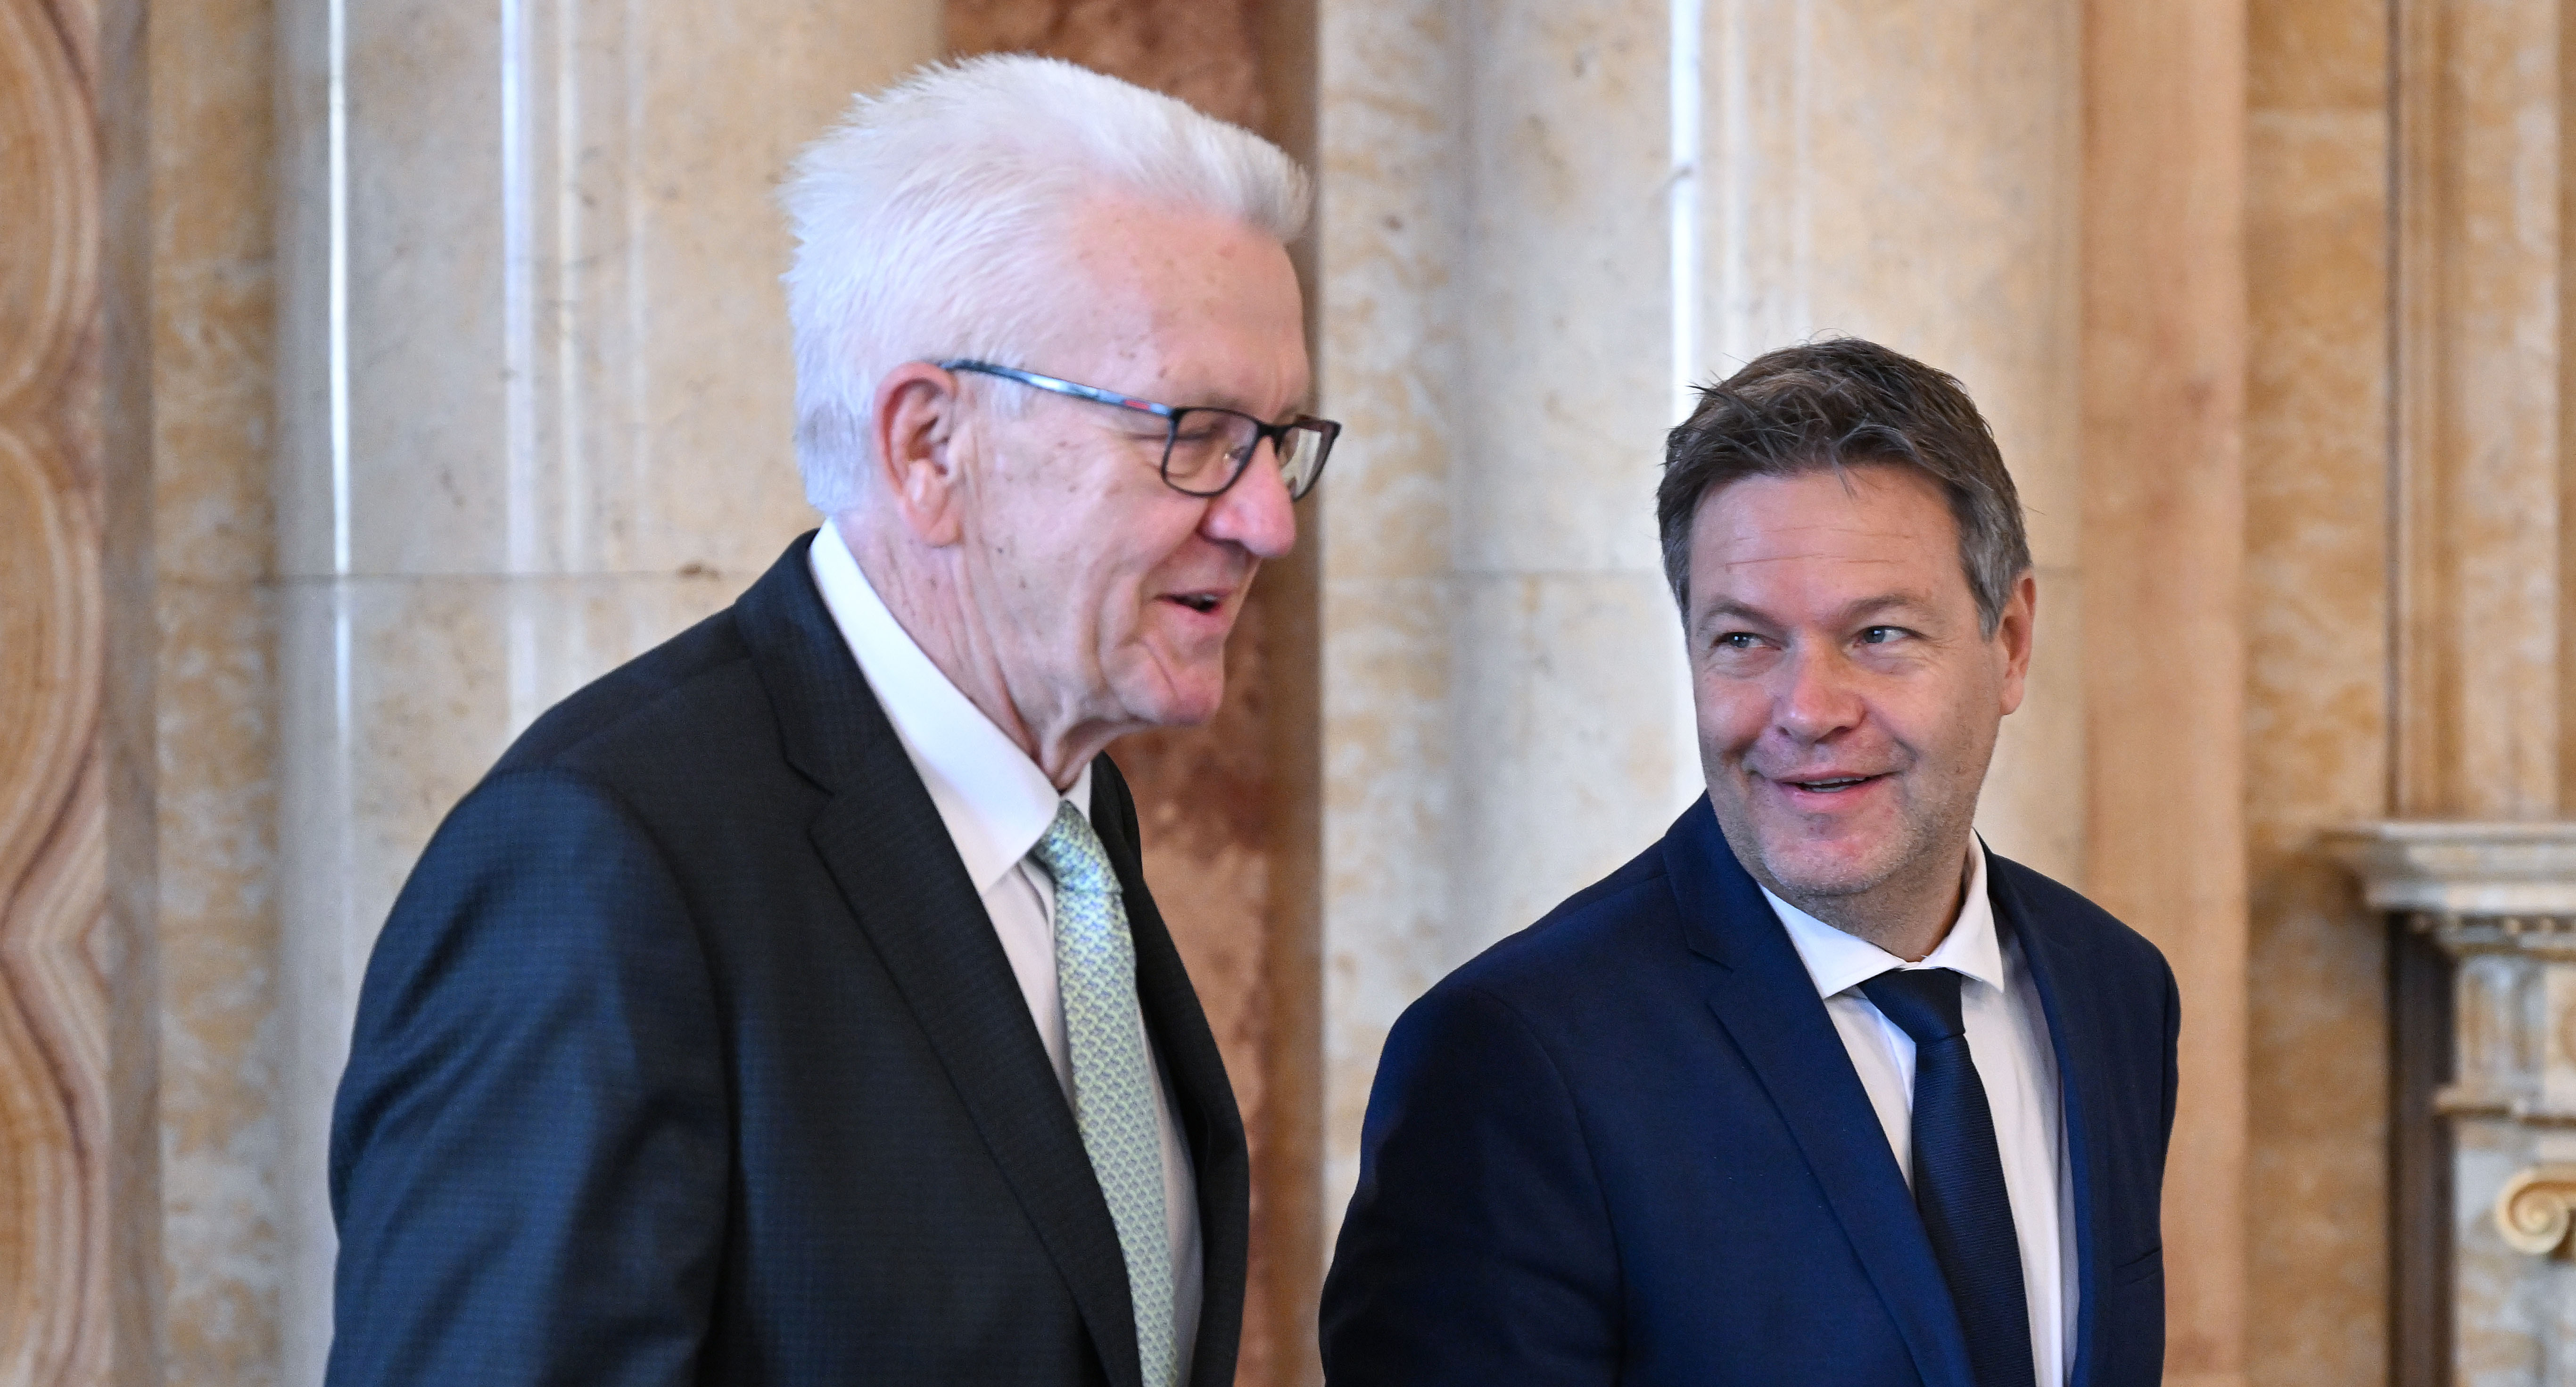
left=1711, top=510, right=1939, bottom=541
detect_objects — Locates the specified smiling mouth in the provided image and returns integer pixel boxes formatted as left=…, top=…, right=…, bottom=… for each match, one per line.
left=1780, top=774, right=1883, bottom=793
left=1165, top=592, right=1224, bottom=615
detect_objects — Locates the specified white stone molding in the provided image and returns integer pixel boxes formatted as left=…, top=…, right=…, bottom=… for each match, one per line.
left=2330, top=822, right=2576, bottom=1270
left=2329, top=821, right=2576, bottom=927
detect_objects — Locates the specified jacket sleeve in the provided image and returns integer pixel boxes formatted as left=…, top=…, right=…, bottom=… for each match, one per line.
left=326, top=767, right=728, bottom=1386
left=1319, top=981, right=1621, bottom=1386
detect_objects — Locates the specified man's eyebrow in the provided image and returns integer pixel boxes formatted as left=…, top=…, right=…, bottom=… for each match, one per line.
left=1693, top=591, right=1935, bottom=630
left=1834, top=591, right=1936, bottom=622
left=1694, top=599, right=1775, bottom=628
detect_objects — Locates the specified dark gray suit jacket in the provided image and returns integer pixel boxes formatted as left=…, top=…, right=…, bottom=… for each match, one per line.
left=328, top=532, right=1248, bottom=1386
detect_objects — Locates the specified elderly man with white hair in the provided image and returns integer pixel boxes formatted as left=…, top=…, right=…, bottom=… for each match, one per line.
left=326, top=56, right=1331, bottom=1387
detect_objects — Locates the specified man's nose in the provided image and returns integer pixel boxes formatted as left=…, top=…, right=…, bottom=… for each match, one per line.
left=1774, top=644, right=1865, bottom=742
left=1201, top=444, right=1298, bottom=558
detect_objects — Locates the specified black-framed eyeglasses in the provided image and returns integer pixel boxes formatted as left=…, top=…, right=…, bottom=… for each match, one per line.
left=938, top=359, right=1338, bottom=501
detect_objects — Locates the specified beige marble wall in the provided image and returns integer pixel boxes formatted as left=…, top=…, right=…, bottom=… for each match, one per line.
left=1317, top=0, right=1689, bottom=1219
left=2242, top=1, right=2393, bottom=1383
left=267, top=0, right=939, bottom=1376
left=152, top=0, right=286, bottom=1378
left=2081, top=3, right=2252, bottom=1381
left=2392, top=0, right=2564, bottom=822
left=1312, top=0, right=1463, bottom=1221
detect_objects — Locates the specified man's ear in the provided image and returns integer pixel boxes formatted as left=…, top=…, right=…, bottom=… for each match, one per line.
left=1995, top=569, right=2038, bottom=716
left=870, top=361, right=970, bottom=547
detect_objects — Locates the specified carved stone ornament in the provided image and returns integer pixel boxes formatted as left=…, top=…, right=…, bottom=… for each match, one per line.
left=2495, top=1164, right=2576, bottom=1256
left=0, top=0, right=113, bottom=1373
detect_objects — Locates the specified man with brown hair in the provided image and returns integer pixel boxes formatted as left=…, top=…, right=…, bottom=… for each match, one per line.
left=1319, top=338, right=2175, bottom=1387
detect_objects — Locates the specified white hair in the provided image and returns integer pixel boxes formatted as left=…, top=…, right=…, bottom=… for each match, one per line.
left=779, top=55, right=1312, bottom=515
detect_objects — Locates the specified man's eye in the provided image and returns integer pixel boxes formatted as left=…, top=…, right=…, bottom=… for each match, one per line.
left=1858, top=626, right=1905, bottom=645
left=1715, top=632, right=1762, bottom=651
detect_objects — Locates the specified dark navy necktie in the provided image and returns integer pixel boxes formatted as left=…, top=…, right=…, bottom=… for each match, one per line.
left=1859, top=966, right=2038, bottom=1387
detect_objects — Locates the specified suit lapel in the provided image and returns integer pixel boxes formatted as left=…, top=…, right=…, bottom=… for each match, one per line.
left=1091, top=759, right=1250, bottom=1387
left=736, top=535, right=1145, bottom=1387
left=1661, top=800, right=1976, bottom=1387
left=1988, top=855, right=2108, bottom=1387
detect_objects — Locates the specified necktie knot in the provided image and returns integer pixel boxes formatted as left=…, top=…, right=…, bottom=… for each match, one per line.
left=1031, top=800, right=1120, bottom=901
left=1860, top=966, right=1967, bottom=1044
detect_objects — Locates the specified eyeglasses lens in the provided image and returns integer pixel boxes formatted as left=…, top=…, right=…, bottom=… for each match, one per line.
left=1278, top=429, right=1320, bottom=498
left=1164, top=410, right=1258, bottom=490
left=1163, top=409, right=1328, bottom=499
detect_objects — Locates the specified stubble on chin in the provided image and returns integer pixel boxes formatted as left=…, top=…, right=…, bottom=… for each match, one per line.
left=1751, top=827, right=1925, bottom=910
left=1709, top=776, right=1949, bottom=916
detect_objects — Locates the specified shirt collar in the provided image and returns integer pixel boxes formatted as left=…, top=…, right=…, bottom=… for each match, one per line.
left=808, top=521, right=1091, bottom=894
left=1765, top=839, right=2004, bottom=999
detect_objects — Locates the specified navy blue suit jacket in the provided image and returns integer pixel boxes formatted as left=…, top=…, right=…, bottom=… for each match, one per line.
left=1320, top=800, right=2177, bottom=1387
left=327, top=535, right=1247, bottom=1387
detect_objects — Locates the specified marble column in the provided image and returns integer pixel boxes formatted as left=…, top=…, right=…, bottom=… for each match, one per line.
left=0, top=0, right=165, bottom=1378
left=1318, top=0, right=1692, bottom=1226
left=151, top=0, right=290, bottom=1377
left=2391, top=0, right=2565, bottom=821
left=268, top=1, right=938, bottom=1379
left=2081, top=2, right=2251, bottom=1382
left=2242, top=1, right=2394, bottom=1383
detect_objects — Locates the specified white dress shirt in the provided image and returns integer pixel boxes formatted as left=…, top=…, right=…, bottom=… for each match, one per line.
left=809, top=522, right=1201, bottom=1369
left=1764, top=843, right=2075, bottom=1387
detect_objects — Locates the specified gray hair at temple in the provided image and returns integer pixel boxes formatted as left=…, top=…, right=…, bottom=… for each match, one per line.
left=779, top=55, right=1312, bottom=515
left=1656, top=337, right=2032, bottom=636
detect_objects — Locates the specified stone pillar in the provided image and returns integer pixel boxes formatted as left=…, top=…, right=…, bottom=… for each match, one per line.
left=1319, top=0, right=1689, bottom=1227
left=0, top=0, right=165, bottom=1379
left=150, top=0, right=289, bottom=1377
left=2390, top=0, right=2564, bottom=820
left=2242, top=0, right=2397, bottom=1382
left=2081, top=2, right=2252, bottom=1383
left=267, top=1, right=938, bottom=1378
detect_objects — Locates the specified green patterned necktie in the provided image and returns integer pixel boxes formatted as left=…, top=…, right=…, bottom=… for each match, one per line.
left=1031, top=801, right=1177, bottom=1387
